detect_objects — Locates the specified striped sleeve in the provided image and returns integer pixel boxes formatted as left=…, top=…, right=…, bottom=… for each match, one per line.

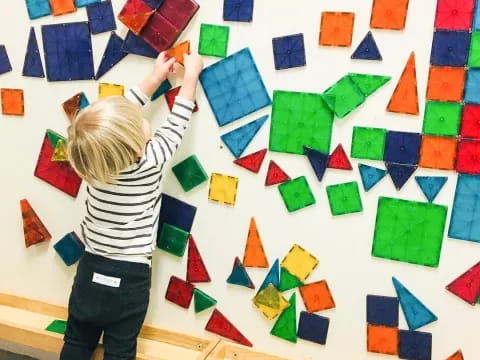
left=125, top=86, right=149, bottom=107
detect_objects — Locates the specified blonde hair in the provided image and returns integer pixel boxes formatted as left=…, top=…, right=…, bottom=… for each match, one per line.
left=67, top=96, right=145, bottom=185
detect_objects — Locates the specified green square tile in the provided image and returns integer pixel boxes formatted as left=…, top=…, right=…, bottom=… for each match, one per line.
left=45, top=320, right=67, bottom=335
left=278, top=176, right=316, bottom=212
left=469, top=31, right=480, bottom=68
left=422, top=101, right=462, bottom=136
left=350, top=126, right=387, bottom=160
left=321, top=75, right=366, bottom=118
left=157, top=223, right=189, bottom=257
left=372, top=197, right=447, bottom=267
left=269, top=90, right=334, bottom=155
left=326, top=181, right=363, bottom=216
left=198, top=24, right=230, bottom=58
left=172, top=155, right=208, bottom=192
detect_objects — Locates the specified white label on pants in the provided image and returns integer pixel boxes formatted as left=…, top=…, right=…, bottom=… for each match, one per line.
left=92, top=272, right=121, bottom=288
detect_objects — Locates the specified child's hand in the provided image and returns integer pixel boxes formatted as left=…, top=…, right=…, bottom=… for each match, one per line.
left=152, top=52, right=176, bottom=83
left=183, top=53, right=204, bottom=80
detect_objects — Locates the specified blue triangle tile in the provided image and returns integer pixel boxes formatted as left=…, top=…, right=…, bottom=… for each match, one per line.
left=227, top=257, right=255, bottom=289
left=386, top=163, right=417, bottom=190
left=393, top=277, right=438, bottom=331
left=220, top=115, right=268, bottom=158
left=79, top=93, right=90, bottom=109
left=23, top=27, right=44, bottom=78
left=122, top=31, right=158, bottom=59
left=358, top=164, right=387, bottom=191
left=415, top=176, right=447, bottom=203
left=151, top=79, right=172, bottom=101
left=95, top=32, right=128, bottom=80
left=144, top=0, right=164, bottom=9
left=258, top=259, right=280, bottom=293
left=351, top=31, right=382, bottom=61
left=304, top=146, right=329, bottom=182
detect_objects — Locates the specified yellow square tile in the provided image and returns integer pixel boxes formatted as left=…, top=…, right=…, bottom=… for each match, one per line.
left=253, top=284, right=290, bottom=320
left=281, top=244, right=319, bottom=282
left=98, top=83, right=124, bottom=99
left=208, top=173, right=238, bottom=206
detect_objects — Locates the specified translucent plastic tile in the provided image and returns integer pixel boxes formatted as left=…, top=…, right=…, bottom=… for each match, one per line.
left=446, top=261, right=480, bottom=304
left=164, top=86, right=199, bottom=112
left=281, top=244, right=319, bottom=282
left=208, top=173, right=239, bottom=206
left=25, top=0, right=51, bottom=19
left=415, top=176, right=447, bottom=203
left=322, top=74, right=366, bottom=118
left=386, top=163, right=417, bottom=190
left=75, top=0, right=100, bottom=7
left=272, top=33, right=306, bottom=70
left=265, top=160, right=290, bottom=186
left=140, top=12, right=178, bottom=53
left=468, top=31, right=480, bottom=67
left=122, top=31, right=158, bottom=58
left=50, top=0, right=76, bottom=16
left=372, top=197, right=448, bottom=267
left=278, top=176, right=316, bottom=213
left=426, top=66, right=466, bottom=102
left=367, top=295, right=399, bottom=327
left=350, top=126, right=387, bottom=160
left=349, top=73, right=391, bottom=96
left=351, top=31, right=382, bottom=61
left=358, top=164, right=387, bottom=192
left=20, top=199, right=51, bottom=248
left=187, top=235, right=211, bottom=283
left=227, top=257, right=255, bottom=289
left=118, top=0, right=154, bottom=35
left=221, top=115, right=267, bottom=158
left=297, top=312, right=329, bottom=345
left=193, top=288, right=216, bottom=313
left=158, top=194, right=196, bottom=235
left=258, top=259, right=279, bottom=292
left=0, top=45, right=12, bottom=75
left=370, top=0, right=409, bottom=30
left=52, top=139, right=68, bottom=162
left=475, top=2, right=480, bottom=30
left=430, top=30, right=470, bottom=67
left=1, top=89, right=24, bottom=116
left=326, top=181, right=363, bottom=216
left=98, top=83, right=124, bottom=98
left=269, top=90, right=333, bottom=155
left=304, top=146, right=328, bottom=182
left=156, top=0, right=199, bottom=31
left=456, top=139, right=480, bottom=174
left=422, top=101, right=461, bottom=136
left=45, top=320, right=67, bottom=335
left=151, top=79, right=172, bottom=101
left=399, top=330, right=432, bottom=360
left=449, top=175, right=480, bottom=243
left=205, top=309, right=252, bottom=347
left=87, top=0, right=116, bottom=35
left=418, top=135, right=457, bottom=170
left=270, top=293, right=297, bottom=343
left=157, top=223, right=189, bottom=257
left=387, top=53, right=418, bottom=115
left=199, top=24, right=230, bottom=58
left=41, top=22, right=95, bottom=81
left=319, top=12, right=355, bottom=47
left=392, top=277, right=438, bottom=330
left=243, top=217, right=269, bottom=268
left=299, top=280, right=335, bottom=312
left=54, top=232, right=84, bottom=266
left=165, top=275, right=194, bottom=308
left=279, top=267, right=303, bottom=292
left=447, top=350, right=465, bottom=360
left=172, top=155, right=208, bottom=192
left=461, top=104, right=480, bottom=138
left=233, top=148, right=267, bottom=173
left=464, top=69, right=480, bottom=104
left=62, top=92, right=88, bottom=121
left=253, top=284, right=290, bottom=320
left=166, top=40, right=190, bottom=65
left=95, top=32, right=127, bottom=80
left=328, top=144, right=352, bottom=170
left=367, top=324, right=399, bottom=355
left=435, top=0, right=474, bottom=30
left=143, top=0, right=164, bottom=10
left=199, top=48, right=271, bottom=127
left=223, top=0, right=253, bottom=22
left=23, top=27, right=45, bottom=78
left=384, top=131, right=421, bottom=165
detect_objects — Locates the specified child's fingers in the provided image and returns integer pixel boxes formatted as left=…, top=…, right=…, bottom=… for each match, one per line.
left=166, top=57, right=176, bottom=70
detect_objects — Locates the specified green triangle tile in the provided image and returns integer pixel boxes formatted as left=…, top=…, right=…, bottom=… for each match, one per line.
left=193, top=288, right=217, bottom=313
left=46, top=129, right=65, bottom=148
left=45, top=319, right=67, bottom=334
left=279, top=267, right=303, bottom=292
left=270, top=293, right=297, bottom=343
left=349, top=73, right=391, bottom=97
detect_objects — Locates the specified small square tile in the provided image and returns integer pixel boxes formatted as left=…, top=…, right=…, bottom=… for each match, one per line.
left=299, top=280, right=336, bottom=312
left=297, top=312, right=329, bottom=345
left=350, top=126, right=387, bottom=160
left=199, top=24, right=230, bottom=58
left=158, top=193, right=197, bottom=234
left=272, top=33, right=306, bottom=70
left=165, top=275, right=194, bottom=308
left=281, top=244, right=319, bottom=282
left=370, top=0, right=409, bottom=30
left=86, top=0, right=116, bottom=35
left=367, top=295, right=399, bottom=327
left=278, top=176, right=316, bottom=213
left=98, top=83, right=124, bottom=99
left=460, top=104, right=480, bottom=139
left=464, top=69, right=480, bottom=104
left=367, top=324, right=399, bottom=355
left=54, top=231, right=84, bottom=266
left=25, top=0, right=51, bottom=19
left=399, top=330, right=432, bottom=360
left=426, top=66, right=466, bottom=102
left=435, top=0, right=474, bottom=31
left=223, top=0, right=253, bottom=22
left=50, top=0, right=76, bottom=16
left=172, top=155, right=208, bottom=192
left=208, top=173, right=239, bottom=206
left=430, top=30, right=471, bottom=67
left=1, top=89, right=24, bottom=116
left=418, top=135, right=457, bottom=170
left=319, top=12, right=355, bottom=47
left=422, top=101, right=462, bottom=137
left=157, top=223, right=189, bottom=257
left=326, top=181, right=363, bottom=216
left=456, top=139, right=480, bottom=174
left=384, top=131, right=422, bottom=165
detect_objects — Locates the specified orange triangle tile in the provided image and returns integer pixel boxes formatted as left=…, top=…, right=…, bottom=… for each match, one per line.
left=166, top=41, right=191, bottom=65
left=446, top=350, right=464, bottom=360
left=243, top=217, right=269, bottom=268
left=387, top=52, right=419, bottom=115
left=20, top=199, right=51, bottom=248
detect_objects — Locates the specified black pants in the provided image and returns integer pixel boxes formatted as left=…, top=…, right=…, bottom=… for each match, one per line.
left=60, top=252, right=151, bottom=360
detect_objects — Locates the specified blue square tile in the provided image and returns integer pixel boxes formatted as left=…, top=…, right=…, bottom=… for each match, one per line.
left=223, top=0, right=253, bottom=22
left=87, top=0, right=116, bottom=35
left=200, top=48, right=271, bottom=127
left=122, top=31, right=158, bottom=59
left=399, top=330, right=432, bottom=360
left=430, top=30, right=471, bottom=67
left=41, top=22, right=95, bottom=81
left=272, top=33, right=306, bottom=70
left=474, top=3, right=480, bottom=31
left=384, top=131, right=422, bottom=165
left=448, top=174, right=480, bottom=243
left=144, top=0, right=164, bottom=9
left=75, top=0, right=100, bottom=7
left=54, top=232, right=85, bottom=266
left=367, top=295, right=399, bottom=327
left=297, top=311, right=329, bottom=345
left=0, top=45, right=12, bottom=75
left=158, top=193, right=197, bottom=235
left=464, top=69, right=480, bottom=104
left=25, top=0, right=51, bottom=20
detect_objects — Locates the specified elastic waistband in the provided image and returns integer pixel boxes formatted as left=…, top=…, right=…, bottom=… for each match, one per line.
left=80, top=252, right=151, bottom=279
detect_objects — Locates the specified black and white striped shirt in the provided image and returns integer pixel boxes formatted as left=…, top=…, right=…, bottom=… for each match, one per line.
left=80, top=87, right=195, bottom=265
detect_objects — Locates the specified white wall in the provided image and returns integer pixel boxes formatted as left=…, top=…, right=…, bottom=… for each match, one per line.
left=0, top=0, right=479, bottom=359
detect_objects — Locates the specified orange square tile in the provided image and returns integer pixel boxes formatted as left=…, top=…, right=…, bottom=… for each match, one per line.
left=1, top=89, right=24, bottom=116
left=419, top=135, right=457, bottom=170
left=426, top=66, right=466, bottom=102
left=319, top=12, right=355, bottom=47
left=370, top=0, right=410, bottom=30
left=367, top=324, right=399, bottom=355
left=299, top=280, right=335, bottom=312
left=50, top=0, right=76, bottom=16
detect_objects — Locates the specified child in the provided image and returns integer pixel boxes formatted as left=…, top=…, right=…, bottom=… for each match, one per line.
left=60, top=51, right=204, bottom=360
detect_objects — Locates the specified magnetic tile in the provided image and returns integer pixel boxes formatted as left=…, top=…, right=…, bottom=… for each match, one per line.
left=456, top=139, right=480, bottom=174
left=98, top=83, right=124, bottom=98
left=265, top=160, right=290, bottom=186
left=205, top=309, right=252, bottom=347
left=464, top=69, right=480, bottom=104
left=25, top=0, right=51, bottom=19
left=187, top=235, right=211, bottom=283
left=45, top=320, right=67, bottom=334
left=221, top=115, right=267, bottom=158
left=387, top=52, right=418, bottom=115
left=460, top=104, right=480, bottom=139
left=446, top=261, right=480, bottom=304
left=418, top=135, right=457, bottom=170
left=269, top=90, right=333, bottom=155
left=87, top=0, right=116, bottom=35
left=426, top=66, right=466, bottom=102
left=297, top=312, right=329, bottom=345
left=75, top=0, right=100, bottom=6
left=193, top=288, right=216, bottom=313
left=299, top=280, right=335, bottom=312
left=358, top=164, right=387, bottom=192
left=279, top=267, right=303, bottom=292
left=165, top=275, right=194, bottom=308
left=118, top=0, right=154, bottom=35
left=370, top=0, right=410, bottom=30
left=227, top=257, right=255, bottom=289
left=122, top=31, right=158, bottom=58
left=62, top=92, right=89, bottom=121
left=278, top=176, right=316, bottom=213
left=1, top=89, right=24, bottom=116
left=468, top=31, right=480, bottom=67
left=319, top=12, right=355, bottom=47
left=367, top=295, right=399, bottom=327
left=156, top=0, right=199, bottom=31
left=328, top=144, right=352, bottom=170
left=326, top=181, right=363, bottom=216
left=253, top=284, right=290, bottom=320
left=367, top=324, right=399, bottom=355
left=95, top=32, right=127, bottom=80
left=398, top=330, right=432, bottom=360
left=243, top=217, right=269, bottom=268
left=435, top=0, right=474, bottom=30
left=143, top=0, right=164, bottom=10
left=54, top=231, right=84, bottom=266
left=304, top=146, right=329, bottom=182
left=223, top=0, right=253, bottom=22
left=158, top=193, right=197, bottom=234
left=23, top=27, right=45, bottom=78
left=430, top=30, right=470, bottom=67
left=200, top=48, right=271, bottom=127
left=447, top=350, right=465, bottom=360
left=280, top=244, right=319, bottom=282
left=258, top=259, right=280, bottom=292
left=151, top=79, right=172, bottom=101
left=350, top=126, right=387, bottom=160
left=386, top=163, right=417, bottom=190
left=270, top=293, right=297, bottom=343
left=322, top=74, right=366, bottom=118
left=351, top=31, right=382, bottom=61
left=208, top=173, right=239, bottom=206
left=141, top=12, right=178, bottom=52
left=233, top=148, right=267, bottom=173
left=41, top=22, right=95, bottom=81
left=0, top=45, right=12, bottom=75
left=199, top=24, right=230, bottom=58
left=172, top=155, right=208, bottom=192
left=164, top=86, right=198, bottom=112
left=166, top=40, right=190, bottom=65
left=20, top=199, right=51, bottom=248
left=157, top=223, right=189, bottom=257
left=372, top=197, right=448, bottom=267
left=272, top=33, right=306, bottom=70
left=384, top=131, right=421, bottom=165
left=422, top=101, right=462, bottom=137
left=349, top=73, right=391, bottom=96
left=50, top=0, right=76, bottom=16
left=415, top=176, right=448, bottom=203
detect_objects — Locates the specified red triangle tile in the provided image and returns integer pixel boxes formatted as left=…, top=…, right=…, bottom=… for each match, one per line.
left=205, top=309, right=253, bottom=347
left=186, top=235, right=211, bottom=283
left=265, top=160, right=290, bottom=186
left=328, top=144, right=353, bottom=170
left=233, top=148, right=267, bottom=173
left=446, top=262, right=480, bottom=305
